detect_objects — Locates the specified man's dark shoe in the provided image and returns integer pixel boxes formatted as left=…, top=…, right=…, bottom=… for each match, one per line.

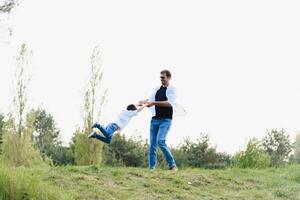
left=169, top=165, right=178, bottom=171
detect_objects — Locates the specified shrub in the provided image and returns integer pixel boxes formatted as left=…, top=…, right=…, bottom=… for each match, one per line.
left=103, top=133, right=147, bottom=167
left=45, top=145, right=74, bottom=166
left=1, top=114, right=45, bottom=167
left=102, top=133, right=231, bottom=169
left=234, top=139, right=271, bottom=168
left=74, top=130, right=103, bottom=166
left=178, top=134, right=232, bottom=168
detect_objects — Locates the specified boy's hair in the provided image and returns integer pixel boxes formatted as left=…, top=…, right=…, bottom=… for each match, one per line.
left=127, top=104, right=137, bottom=111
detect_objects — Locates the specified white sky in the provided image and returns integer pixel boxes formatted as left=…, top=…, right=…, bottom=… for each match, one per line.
left=1, top=0, right=300, bottom=154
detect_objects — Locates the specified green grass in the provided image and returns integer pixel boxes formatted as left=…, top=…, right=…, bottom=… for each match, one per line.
left=2, top=164, right=300, bottom=200
left=0, top=164, right=71, bottom=200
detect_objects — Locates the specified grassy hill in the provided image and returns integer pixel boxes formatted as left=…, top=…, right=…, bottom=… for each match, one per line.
left=1, top=164, right=300, bottom=200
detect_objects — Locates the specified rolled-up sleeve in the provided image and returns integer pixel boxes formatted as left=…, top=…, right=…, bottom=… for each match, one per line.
left=148, top=86, right=159, bottom=102
left=166, top=86, right=178, bottom=108
left=148, top=86, right=159, bottom=117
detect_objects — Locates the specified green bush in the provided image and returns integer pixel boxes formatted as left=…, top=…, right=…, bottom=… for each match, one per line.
left=102, top=133, right=232, bottom=169
left=1, top=115, right=45, bottom=167
left=234, top=139, right=271, bottom=168
left=74, top=131, right=103, bottom=166
left=170, top=147, right=188, bottom=168
left=45, top=145, right=74, bottom=166
left=0, top=163, right=71, bottom=200
left=103, top=133, right=147, bottom=167
left=177, top=134, right=232, bottom=168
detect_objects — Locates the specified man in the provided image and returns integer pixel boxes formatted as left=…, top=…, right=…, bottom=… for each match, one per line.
left=140, top=70, right=178, bottom=171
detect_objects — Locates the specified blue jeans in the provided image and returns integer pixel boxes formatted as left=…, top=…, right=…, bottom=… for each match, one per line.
left=149, top=118, right=176, bottom=169
left=92, top=123, right=118, bottom=144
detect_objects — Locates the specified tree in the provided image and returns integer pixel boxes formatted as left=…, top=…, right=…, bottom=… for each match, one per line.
left=74, top=46, right=107, bottom=165
left=31, top=108, right=60, bottom=153
left=0, top=0, right=21, bottom=41
left=0, top=0, right=19, bottom=13
left=14, top=43, right=32, bottom=136
left=1, top=44, right=43, bottom=166
left=234, top=138, right=270, bottom=168
left=291, top=132, right=300, bottom=163
left=30, top=108, right=74, bottom=165
left=261, top=129, right=293, bottom=166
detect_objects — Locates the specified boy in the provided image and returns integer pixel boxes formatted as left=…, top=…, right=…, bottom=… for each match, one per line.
left=88, top=103, right=145, bottom=144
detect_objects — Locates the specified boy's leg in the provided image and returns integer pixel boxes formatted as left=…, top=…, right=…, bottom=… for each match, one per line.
left=92, top=123, right=118, bottom=144
left=94, top=133, right=112, bottom=144
left=92, top=123, right=109, bottom=137
left=149, top=119, right=159, bottom=169
left=157, top=119, right=176, bottom=169
left=91, top=123, right=118, bottom=144
left=105, top=123, right=119, bottom=138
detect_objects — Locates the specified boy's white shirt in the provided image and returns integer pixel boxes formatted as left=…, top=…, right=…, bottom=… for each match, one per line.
left=148, top=85, right=186, bottom=117
left=113, top=110, right=138, bottom=130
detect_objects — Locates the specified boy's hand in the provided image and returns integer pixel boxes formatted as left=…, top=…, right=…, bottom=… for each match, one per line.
left=137, top=104, right=146, bottom=112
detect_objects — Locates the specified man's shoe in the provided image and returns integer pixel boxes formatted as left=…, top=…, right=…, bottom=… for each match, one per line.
left=169, top=165, right=178, bottom=171
left=88, top=132, right=97, bottom=138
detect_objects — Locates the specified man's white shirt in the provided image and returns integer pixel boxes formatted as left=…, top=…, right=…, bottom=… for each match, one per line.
left=148, top=85, right=187, bottom=117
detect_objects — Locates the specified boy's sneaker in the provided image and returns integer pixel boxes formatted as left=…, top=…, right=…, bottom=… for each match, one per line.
left=88, top=132, right=97, bottom=138
left=169, top=165, right=178, bottom=171
left=92, top=123, right=105, bottom=136
left=92, top=123, right=101, bottom=130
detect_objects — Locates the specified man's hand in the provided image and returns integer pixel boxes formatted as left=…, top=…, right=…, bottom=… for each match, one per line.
left=145, top=101, right=155, bottom=107
left=137, top=99, right=149, bottom=106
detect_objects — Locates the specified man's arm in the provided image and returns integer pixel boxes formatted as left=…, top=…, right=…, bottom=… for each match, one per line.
left=145, top=101, right=172, bottom=107
left=140, top=86, right=159, bottom=106
left=146, top=86, right=177, bottom=108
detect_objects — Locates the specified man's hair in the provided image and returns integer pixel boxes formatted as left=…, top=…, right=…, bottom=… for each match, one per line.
left=161, top=69, right=172, bottom=78
left=127, top=104, right=137, bottom=111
